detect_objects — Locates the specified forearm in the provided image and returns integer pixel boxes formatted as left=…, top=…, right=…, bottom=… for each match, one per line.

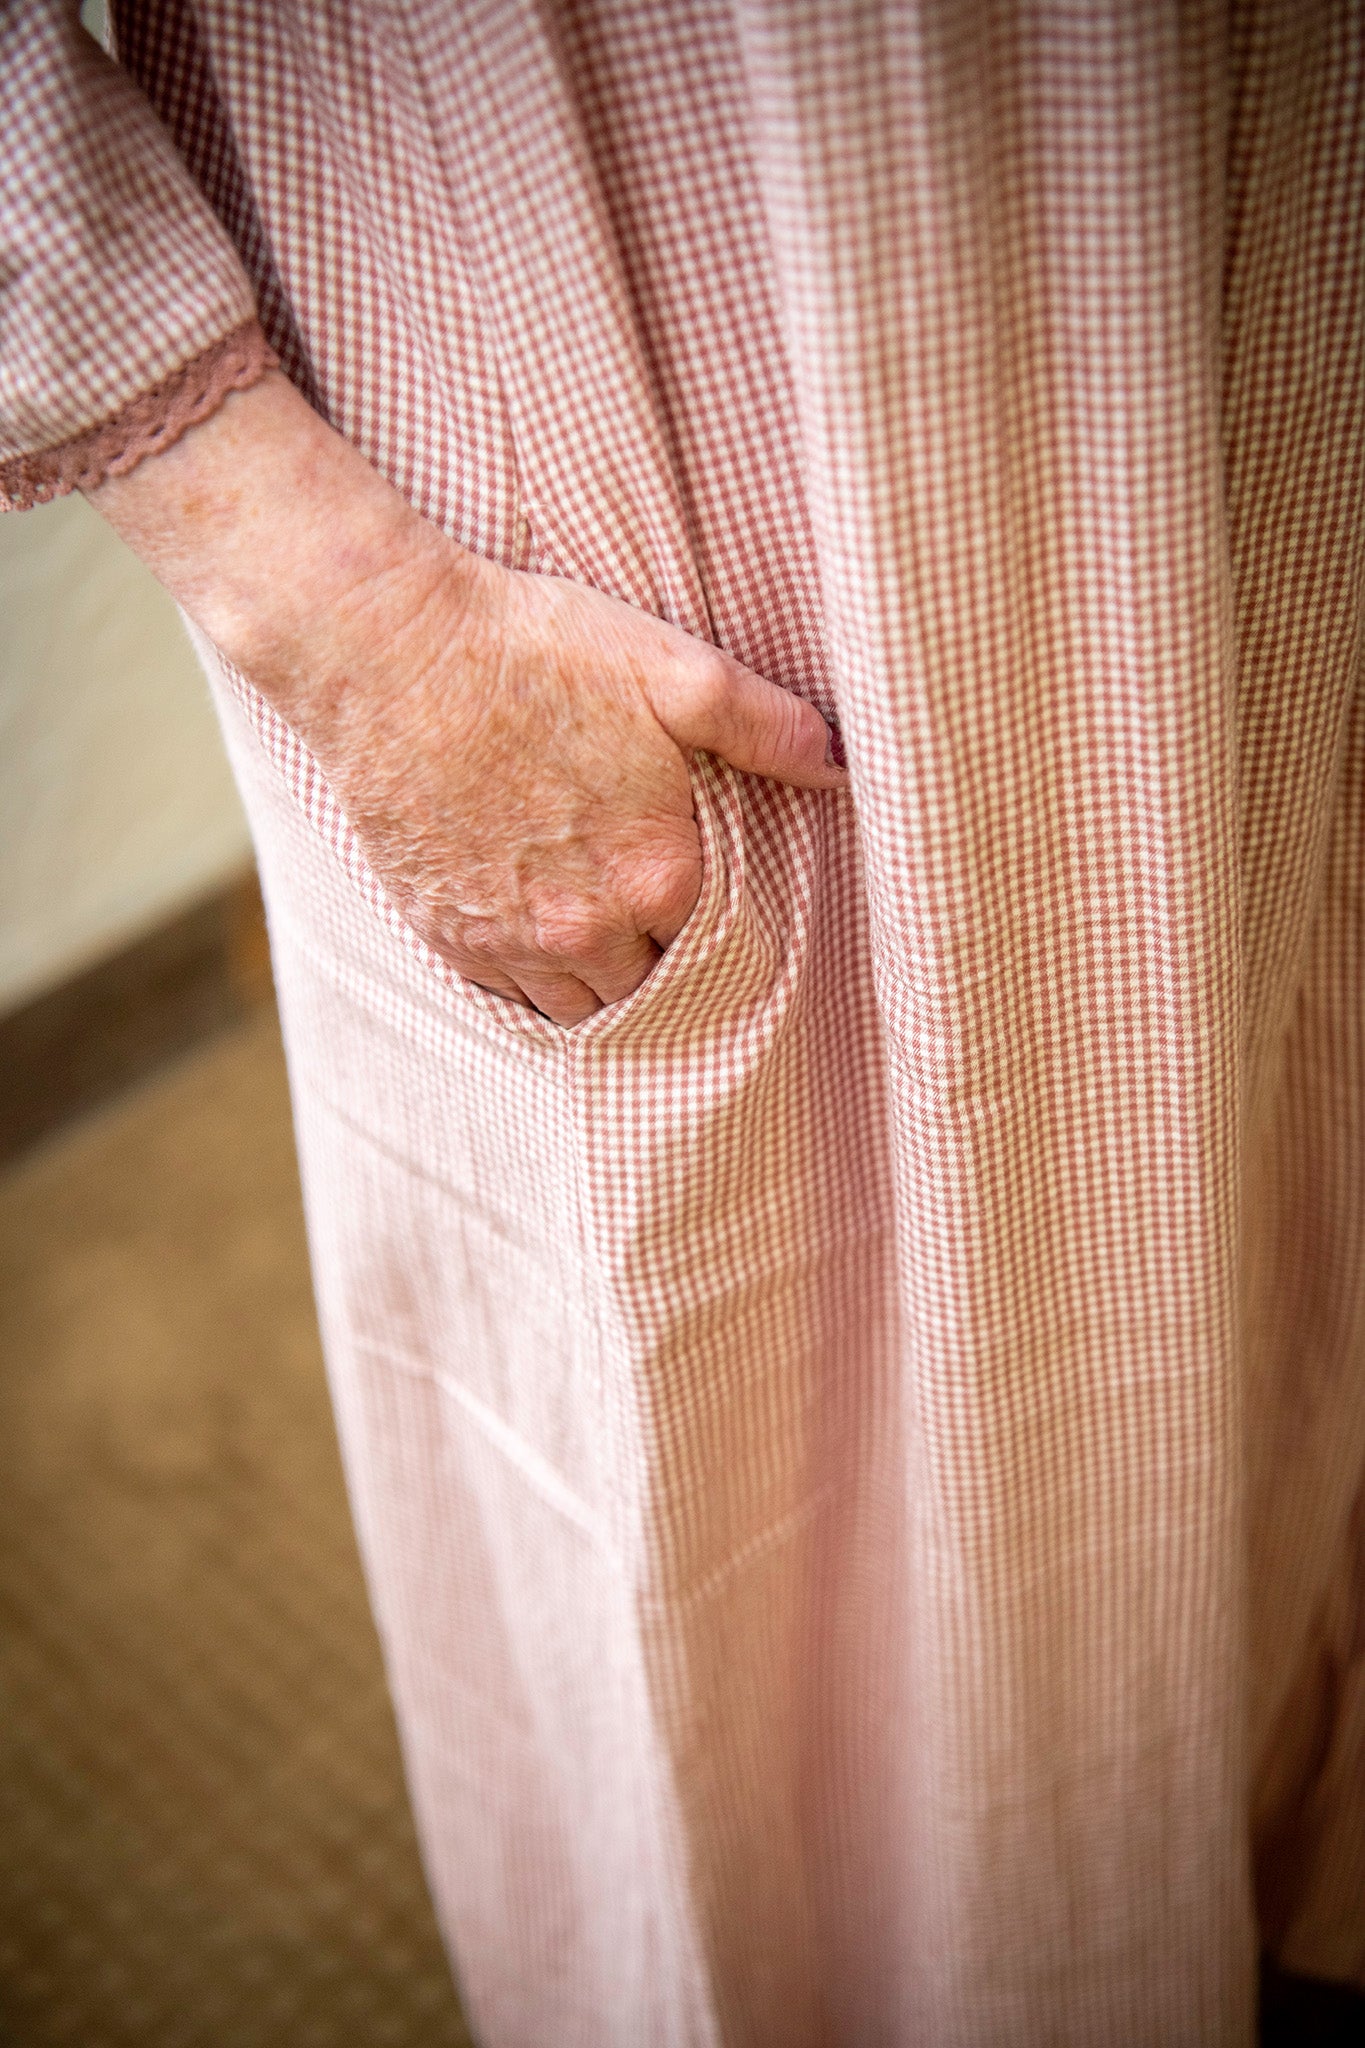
left=84, top=370, right=474, bottom=745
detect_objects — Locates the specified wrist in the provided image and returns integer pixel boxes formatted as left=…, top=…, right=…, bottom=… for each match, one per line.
left=85, top=369, right=479, bottom=743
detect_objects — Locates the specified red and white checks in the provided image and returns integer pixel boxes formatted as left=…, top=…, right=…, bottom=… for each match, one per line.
left=4, top=5, right=1364, bottom=2043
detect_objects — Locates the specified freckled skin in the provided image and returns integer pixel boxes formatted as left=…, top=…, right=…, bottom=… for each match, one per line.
left=89, top=371, right=845, bottom=1024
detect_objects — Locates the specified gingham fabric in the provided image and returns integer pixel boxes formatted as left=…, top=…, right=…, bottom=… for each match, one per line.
left=6, top=4, right=1365, bottom=2043
left=0, top=4, right=270, bottom=507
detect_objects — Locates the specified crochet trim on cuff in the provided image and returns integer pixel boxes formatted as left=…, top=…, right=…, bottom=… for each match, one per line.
left=0, top=321, right=279, bottom=512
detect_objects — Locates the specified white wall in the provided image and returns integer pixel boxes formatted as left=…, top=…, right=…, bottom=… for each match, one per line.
left=0, top=492, right=253, bottom=1014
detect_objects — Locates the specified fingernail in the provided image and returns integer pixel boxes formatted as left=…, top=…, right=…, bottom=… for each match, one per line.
left=825, top=721, right=846, bottom=770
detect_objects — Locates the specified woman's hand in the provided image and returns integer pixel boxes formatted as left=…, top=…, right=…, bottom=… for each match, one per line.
left=89, top=370, right=844, bottom=1023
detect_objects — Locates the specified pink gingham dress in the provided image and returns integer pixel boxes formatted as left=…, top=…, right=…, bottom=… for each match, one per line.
left=4, top=5, right=1363, bottom=2042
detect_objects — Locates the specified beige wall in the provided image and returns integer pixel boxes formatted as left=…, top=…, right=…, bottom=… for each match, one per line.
left=0, top=493, right=253, bottom=1014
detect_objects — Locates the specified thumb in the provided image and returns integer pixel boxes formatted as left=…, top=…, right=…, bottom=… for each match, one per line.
left=652, top=648, right=847, bottom=792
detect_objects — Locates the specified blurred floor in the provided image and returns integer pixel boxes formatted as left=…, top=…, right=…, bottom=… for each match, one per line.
left=0, top=1005, right=471, bottom=2047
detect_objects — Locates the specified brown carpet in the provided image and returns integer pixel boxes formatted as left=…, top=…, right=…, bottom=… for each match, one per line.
left=0, top=1009, right=471, bottom=2048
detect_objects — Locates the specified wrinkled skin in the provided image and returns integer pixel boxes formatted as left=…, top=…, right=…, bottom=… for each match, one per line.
left=90, top=370, right=845, bottom=1023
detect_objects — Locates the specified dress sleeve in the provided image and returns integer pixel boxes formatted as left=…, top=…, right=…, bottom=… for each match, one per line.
left=0, top=2, right=277, bottom=511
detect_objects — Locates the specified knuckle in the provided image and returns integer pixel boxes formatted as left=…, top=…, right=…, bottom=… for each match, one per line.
left=452, top=919, right=501, bottom=962
left=669, top=649, right=732, bottom=735
left=693, top=651, right=735, bottom=720
left=527, top=895, right=616, bottom=965
left=625, top=845, right=700, bottom=928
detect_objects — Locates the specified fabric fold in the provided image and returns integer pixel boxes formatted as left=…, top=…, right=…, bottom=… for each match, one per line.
left=5, top=4, right=1363, bottom=2041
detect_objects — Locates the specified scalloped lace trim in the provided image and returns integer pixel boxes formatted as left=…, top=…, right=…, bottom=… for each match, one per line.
left=0, top=321, right=279, bottom=512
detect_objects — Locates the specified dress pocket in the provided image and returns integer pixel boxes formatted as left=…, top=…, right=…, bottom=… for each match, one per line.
left=197, top=628, right=745, bottom=1056
left=400, top=748, right=743, bottom=1052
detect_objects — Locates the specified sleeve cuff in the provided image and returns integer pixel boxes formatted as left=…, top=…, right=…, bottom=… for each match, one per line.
left=0, top=319, right=279, bottom=512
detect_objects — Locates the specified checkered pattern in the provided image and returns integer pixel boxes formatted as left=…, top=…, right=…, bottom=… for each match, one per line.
left=0, top=4, right=261, bottom=506
left=8, top=4, right=1365, bottom=2043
